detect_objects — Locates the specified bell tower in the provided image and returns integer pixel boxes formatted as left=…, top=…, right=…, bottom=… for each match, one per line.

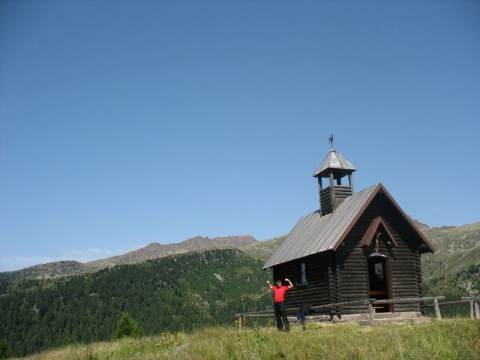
left=313, top=143, right=356, bottom=216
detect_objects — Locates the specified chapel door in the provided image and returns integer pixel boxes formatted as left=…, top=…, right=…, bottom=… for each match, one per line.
left=367, top=256, right=392, bottom=312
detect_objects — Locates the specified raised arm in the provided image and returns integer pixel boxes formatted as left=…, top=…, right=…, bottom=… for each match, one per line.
left=266, top=280, right=273, bottom=289
left=285, top=278, right=294, bottom=288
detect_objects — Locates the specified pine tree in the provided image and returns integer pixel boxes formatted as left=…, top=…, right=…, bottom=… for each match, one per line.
left=0, top=339, right=13, bottom=359
left=113, top=313, right=144, bottom=339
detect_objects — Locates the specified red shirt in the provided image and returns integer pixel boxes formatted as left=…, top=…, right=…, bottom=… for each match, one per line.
left=271, top=285, right=291, bottom=303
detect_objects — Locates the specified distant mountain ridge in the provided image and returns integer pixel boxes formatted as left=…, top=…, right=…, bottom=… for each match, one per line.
left=2, top=221, right=479, bottom=294
left=86, top=235, right=257, bottom=270
left=0, top=260, right=89, bottom=282
left=0, top=235, right=257, bottom=281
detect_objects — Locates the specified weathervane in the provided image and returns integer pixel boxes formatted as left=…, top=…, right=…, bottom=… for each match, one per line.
left=329, top=134, right=334, bottom=148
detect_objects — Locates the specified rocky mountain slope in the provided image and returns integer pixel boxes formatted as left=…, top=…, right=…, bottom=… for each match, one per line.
left=85, top=235, right=257, bottom=270
left=0, top=260, right=89, bottom=282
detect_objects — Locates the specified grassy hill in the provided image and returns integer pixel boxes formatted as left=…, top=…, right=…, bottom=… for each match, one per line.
left=11, top=319, right=480, bottom=360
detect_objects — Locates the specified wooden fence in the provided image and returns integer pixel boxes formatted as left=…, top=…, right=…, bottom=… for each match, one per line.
left=235, top=296, right=480, bottom=329
left=425, top=296, right=480, bottom=320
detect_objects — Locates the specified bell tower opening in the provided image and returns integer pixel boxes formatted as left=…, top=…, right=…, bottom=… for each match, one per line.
left=313, top=145, right=356, bottom=216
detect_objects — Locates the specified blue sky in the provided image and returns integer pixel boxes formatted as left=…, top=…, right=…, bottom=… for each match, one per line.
left=1, top=1, right=479, bottom=272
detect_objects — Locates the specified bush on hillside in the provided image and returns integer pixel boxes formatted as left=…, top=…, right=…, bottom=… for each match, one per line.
left=113, top=313, right=144, bottom=339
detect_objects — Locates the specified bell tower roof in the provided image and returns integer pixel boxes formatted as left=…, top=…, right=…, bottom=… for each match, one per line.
left=313, top=148, right=356, bottom=179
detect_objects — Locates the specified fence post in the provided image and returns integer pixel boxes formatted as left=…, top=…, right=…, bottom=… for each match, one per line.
left=470, top=299, right=475, bottom=319
left=475, top=302, right=480, bottom=320
left=433, top=298, right=442, bottom=320
left=239, top=315, right=246, bottom=329
left=368, top=301, right=374, bottom=324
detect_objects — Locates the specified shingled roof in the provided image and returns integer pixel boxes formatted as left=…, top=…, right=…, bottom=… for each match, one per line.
left=313, top=148, right=357, bottom=178
left=263, top=183, right=434, bottom=269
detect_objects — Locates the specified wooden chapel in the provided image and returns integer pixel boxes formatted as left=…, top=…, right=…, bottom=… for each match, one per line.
left=263, top=147, right=435, bottom=316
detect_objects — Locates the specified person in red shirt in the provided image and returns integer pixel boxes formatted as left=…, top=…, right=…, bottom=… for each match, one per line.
left=267, top=278, right=294, bottom=332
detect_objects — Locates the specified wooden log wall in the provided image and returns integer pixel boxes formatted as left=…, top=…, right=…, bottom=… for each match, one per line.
left=353, top=192, right=425, bottom=313
left=320, top=187, right=332, bottom=215
left=273, top=253, right=331, bottom=312
left=415, top=251, right=426, bottom=314
left=336, top=235, right=369, bottom=314
left=333, top=185, right=353, bottom=200
left=320, top=185, right=353, bottom=216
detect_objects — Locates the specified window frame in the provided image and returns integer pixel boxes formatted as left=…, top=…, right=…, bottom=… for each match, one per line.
left=296, top=261, right=308, bottom=285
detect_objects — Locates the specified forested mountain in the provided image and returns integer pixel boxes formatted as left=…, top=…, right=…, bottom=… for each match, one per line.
left=0, top=248, right=272, bottom=357
left=420, top=222, right=480, bottom=299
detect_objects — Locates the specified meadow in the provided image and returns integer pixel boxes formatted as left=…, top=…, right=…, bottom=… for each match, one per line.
left=17, top=318, right=480, bottom=360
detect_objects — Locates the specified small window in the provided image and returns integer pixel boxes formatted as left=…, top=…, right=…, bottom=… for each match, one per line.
left=374, top=262, right=384, bottom=280
left=297, top=261, right=307, bottom=285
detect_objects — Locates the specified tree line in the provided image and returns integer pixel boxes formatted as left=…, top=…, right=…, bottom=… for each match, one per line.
left=0, top=249, right=272, bottom=357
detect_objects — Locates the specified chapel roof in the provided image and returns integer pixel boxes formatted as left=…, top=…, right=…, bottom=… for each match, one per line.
left=263, top=183, right=434, bottom=269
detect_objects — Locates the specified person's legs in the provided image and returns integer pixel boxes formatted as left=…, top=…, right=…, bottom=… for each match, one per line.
left=274, top=303, right=283, bottom=331
left=278, top=302, right=289, bottom=332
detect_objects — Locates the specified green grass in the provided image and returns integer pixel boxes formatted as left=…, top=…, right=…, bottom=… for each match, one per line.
left=18, top=319, right=480, bottom=360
